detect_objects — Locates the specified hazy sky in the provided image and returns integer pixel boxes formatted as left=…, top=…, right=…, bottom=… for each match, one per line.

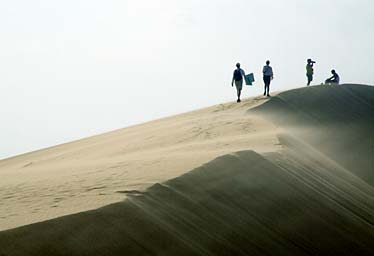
left=1, top=0, right=373, bottom=159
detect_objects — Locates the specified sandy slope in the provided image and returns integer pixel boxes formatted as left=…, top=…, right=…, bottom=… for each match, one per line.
left=0, top=149, right=373, bottom=255
left=0, top=95, right=280, bottom=231
left=0, top=84, right=373, bottom=255
left=252, top=83, right=374, bottom=185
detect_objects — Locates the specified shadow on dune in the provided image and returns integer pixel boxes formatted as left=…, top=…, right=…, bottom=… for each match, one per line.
left=0, top=149, right=373, bottom=255
left=252, top=84, right=374, bottom=186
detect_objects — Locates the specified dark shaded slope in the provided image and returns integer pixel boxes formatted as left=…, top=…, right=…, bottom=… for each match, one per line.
left=252, top=84, right=374, bottom=185
left=0, top=150, right=373, bottom=256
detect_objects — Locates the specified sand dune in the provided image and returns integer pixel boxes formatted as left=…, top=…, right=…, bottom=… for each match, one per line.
left=0, top=84, right=373, bottom=255
left=0, top=95, right=279, bottom=231
left=252, top=84, right=374, bottom=185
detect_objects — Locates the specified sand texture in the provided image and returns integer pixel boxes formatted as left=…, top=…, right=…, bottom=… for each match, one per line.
left=0, top=96, right=278, bottom=231
left=0, top=84, right=373, bottom=255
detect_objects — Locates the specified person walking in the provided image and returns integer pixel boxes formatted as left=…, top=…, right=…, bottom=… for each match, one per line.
left=306, top=59, right=315, bottom=86
left=231, top=63, right=245, bottom=102
left=325, top=69, right=340, bottom=85
left=262, top=60, right=273, bottom=97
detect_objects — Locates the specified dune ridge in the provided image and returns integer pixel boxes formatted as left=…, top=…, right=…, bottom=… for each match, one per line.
left=0, top=148, right=373, bottom=255
left=252, top=84, right=374, bottom=185
left=0, top=84, right=373, bottom=255
left=0, top=96, right=278, bottom=231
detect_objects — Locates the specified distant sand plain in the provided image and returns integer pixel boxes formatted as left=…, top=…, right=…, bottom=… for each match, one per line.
left=0, top=84, right=373, bottom=255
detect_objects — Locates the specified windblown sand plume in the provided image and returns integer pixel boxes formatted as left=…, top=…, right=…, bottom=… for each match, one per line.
left=0, top=84, right=373, bottom=255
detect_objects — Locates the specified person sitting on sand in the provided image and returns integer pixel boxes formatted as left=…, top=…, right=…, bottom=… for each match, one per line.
left=231, top=63, right=245, bottom=103
left=262, top=60, right=273, bottom=97
left=325, top=69, right=340, bottom=85
left=306, top=59, right=315, bottom=86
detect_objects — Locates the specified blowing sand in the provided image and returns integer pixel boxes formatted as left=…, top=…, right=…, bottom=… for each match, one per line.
left=0, top=84, right=373, bottom=255
left=0, top=95, right=279, bottom=231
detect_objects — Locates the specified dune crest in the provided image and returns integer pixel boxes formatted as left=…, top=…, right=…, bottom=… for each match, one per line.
left=0, top=84, right=373, bottom=255
left=252, top=84, right=374, bottom=185
left=0, top=95, right=278, bottom=231
left=0, top=148, right=373, bottom=255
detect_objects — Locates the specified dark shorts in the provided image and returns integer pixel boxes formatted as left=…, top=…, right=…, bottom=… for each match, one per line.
left=235, top=79, right=243, bottom=91
left=307, top=74, right=313, bottom=82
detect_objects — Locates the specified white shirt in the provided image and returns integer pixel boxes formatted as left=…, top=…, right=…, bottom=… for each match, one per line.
left=263, top=65, right=273, bottom=77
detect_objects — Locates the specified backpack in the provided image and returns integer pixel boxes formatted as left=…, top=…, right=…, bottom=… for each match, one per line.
left=234, top=69, right=242, bottom=81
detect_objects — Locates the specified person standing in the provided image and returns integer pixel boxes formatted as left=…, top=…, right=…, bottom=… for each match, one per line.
left=231, top=63, right=245, bottom=102
left=306, top=58, right=315, bottom=86
left=262, top=60, right=273, bottom=97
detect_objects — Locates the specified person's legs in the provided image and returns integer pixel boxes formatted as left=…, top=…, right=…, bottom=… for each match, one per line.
left=266, top=81, right=270, bottom=96
left=235, top=80, right=243, bottom=102
left=264, top=76, right=271, bottom=96
left=263, top=77, right=267, bottom=95
left=307, top=74, right=313, bottom=86
left=265, top=84, right=268, bottom=95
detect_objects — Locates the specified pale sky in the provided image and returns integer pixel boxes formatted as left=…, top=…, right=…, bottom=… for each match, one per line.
left=1, top=0, right=373, bottom=159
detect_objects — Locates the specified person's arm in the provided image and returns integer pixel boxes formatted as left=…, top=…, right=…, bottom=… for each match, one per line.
left=262, top=66, right=266, bottom=74
left=271, top=67, right=274, bottom=80
left=232, top=71, right=235, bottom=86
left=241, top=69, right=245, bottom=77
